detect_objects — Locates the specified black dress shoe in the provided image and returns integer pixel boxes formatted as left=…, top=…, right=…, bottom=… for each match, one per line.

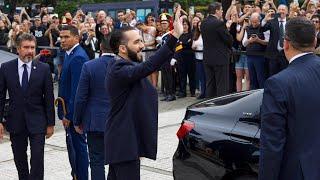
left=166, top=95, right=176, bottom=101
left=190, top=93, right=196, bottom=97
left=176, top=92, right=186, bottom=98
left=196, top=94, right=205, bottom=99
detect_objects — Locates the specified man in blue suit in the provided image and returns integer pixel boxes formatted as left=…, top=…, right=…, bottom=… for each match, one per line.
left=104, top=6, right=183, bottom=180
left=58, top=25, right=89, bottom=180
left=73, top=39, right=114, bottom=180
left=259, top=17, right=320, bottom=180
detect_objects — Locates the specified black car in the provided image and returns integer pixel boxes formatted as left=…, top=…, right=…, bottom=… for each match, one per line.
left=0, top=50, right=18, bottom=121
left=173, top=90, right=263, bottom=180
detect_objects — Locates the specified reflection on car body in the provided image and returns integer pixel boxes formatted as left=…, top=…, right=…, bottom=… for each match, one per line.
left=173, top=90, right=263, bottom=180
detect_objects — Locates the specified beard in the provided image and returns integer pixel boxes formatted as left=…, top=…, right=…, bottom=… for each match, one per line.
left=126, top=46, right=142, bottom=63
left=20, top=54, right=34, bottom=63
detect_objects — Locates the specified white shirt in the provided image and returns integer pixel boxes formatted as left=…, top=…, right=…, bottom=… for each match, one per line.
left=192, top=35, right=203, bottom=60
left=289, top=52, right=313, bottom=64
left=261, top=17, right=286, bottom=51
left=101, top=53, right=115, bottom=57
left=18, top=58, right=32, bottom=86
left=66, top=43, right=80, bottom=55
left=277, top=18, right=286, bottom=51
left=242, top=30, right=270, bottom=47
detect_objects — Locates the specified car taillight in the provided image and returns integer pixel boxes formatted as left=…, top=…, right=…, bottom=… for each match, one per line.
left=176, top=120, right=195, bottom=140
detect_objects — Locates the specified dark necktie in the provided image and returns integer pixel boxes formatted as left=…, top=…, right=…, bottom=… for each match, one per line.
left=279, top=21, right=284, bottom=48
left=22, top=64, right=28, bottom=91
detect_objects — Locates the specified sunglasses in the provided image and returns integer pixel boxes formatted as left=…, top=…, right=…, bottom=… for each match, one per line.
left=312, top=20, right=319, bottom=23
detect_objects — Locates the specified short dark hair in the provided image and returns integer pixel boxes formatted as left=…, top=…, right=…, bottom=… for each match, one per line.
left=285, top=17, right=316, bottom=51
left=208, top=2, right=222, bottom=15
left=100, top=35, right=113, bottom=53
left=16, top=33, right=37, bottom=48
left=60, top=25, right=79, bottom=36
left=110, top=26, right=136, bottom=54
left=117, top=10, right=125, bottom=15
left=311, top=14, right=320, bottom=20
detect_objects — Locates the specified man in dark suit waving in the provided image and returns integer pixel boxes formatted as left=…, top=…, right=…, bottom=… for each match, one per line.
left=259, top=17, right=320, bottom=180
left=201, top=2, right=233, bottom=98
left=104, top=6, right=183, bottom=180
left=0, top=33, right=55, bottom=180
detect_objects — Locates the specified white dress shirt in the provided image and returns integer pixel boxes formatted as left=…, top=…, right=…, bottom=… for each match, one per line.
left=261, top=17, right=286, bottom=51
left=18, top=59, right=32, bottom=86
left=289, top=52, right=313, bottom=64
left=101, top=53, right=115, bottom=57
left=66, top=43, right=80, bottom=56
left=277, top=18, right=286, bottom=51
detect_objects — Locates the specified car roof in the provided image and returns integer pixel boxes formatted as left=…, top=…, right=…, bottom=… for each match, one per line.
left=0, top=50, right=18, bottom=66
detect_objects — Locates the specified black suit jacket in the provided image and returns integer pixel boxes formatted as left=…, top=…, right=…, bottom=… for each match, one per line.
left=261, top=18, right=282, bottom=59
left=104, top=35, right=177, bottom=164
left=201, top=15, right=233, bottom=66
left=0, top=59, right=55, bottom=134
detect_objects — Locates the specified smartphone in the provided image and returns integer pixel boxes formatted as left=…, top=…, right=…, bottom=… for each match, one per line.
left=270, top=13, right=275, bottom=18
left=251, top=34, right=257, bottom=38
left=189, top=6, right=195, bottom=15
left=126, top=9, right=130, bottom=14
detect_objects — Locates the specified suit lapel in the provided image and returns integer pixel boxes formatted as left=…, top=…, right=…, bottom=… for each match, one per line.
left=13, top=59, right=21, bottom=90
left=28, top=60, right=38, bottom=90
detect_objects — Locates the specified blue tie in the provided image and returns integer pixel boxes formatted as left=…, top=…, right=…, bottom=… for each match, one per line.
left=22, top=64, right=28, bottom=91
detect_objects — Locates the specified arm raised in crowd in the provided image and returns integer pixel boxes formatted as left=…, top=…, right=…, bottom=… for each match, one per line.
left=236, top=21, right=249, bottom=42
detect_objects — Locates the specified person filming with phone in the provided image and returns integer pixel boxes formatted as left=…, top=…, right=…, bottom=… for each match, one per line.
left=242, top=12, right=269, bottom=89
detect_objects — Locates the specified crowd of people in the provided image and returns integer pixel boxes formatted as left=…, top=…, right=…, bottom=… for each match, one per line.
left=1, top=0, right=320, bottom=180
left=1, top=1, right=320, bottom=101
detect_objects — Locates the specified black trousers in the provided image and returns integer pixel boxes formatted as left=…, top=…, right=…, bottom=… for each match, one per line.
left=161, top=65, right=175, bottom=95
left=204, top=64, right=229, bottom=98
left=87, top=132, right=105, bottom=180
left=268, top=50, right=288, bottom=77
left=10, top=132, right=45, bottom=180
left=177, top=58, right=196, bottom=95
left=107, top=160, right=140, bottom=180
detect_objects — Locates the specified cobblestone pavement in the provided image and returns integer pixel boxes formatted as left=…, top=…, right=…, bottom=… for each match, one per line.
left=0, top=84, right=199, bottom=179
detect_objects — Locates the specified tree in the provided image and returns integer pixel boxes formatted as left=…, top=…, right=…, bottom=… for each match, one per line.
left=54, top=0, right=78, bottom=17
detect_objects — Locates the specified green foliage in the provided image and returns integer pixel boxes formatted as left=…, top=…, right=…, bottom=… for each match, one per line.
left=175, top=0, right=213, bottom=10
left=54, top=1, right=78, bottom=17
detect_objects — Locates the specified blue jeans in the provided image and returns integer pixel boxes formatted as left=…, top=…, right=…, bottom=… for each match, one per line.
left=196, top=60, right=206, bottom=96
left=87, top=132, right=105, bottom=180
left=247, top=55, right=266, bottom=89
left=66, top=124, right=89, bottom=180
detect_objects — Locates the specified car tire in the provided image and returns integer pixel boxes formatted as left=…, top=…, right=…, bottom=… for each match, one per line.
left=234, top=175, right=257, bottom=180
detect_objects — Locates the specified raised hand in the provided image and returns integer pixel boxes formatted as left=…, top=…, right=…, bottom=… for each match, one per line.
left=172, top=5, right=184, bottom=39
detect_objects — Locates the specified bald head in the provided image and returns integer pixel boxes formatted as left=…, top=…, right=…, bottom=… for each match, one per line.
left=278, top=5, right=288, bottom=19
left=250, top=12, right=261, bottom=28
left=250, top=12, right=261, bottom=21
